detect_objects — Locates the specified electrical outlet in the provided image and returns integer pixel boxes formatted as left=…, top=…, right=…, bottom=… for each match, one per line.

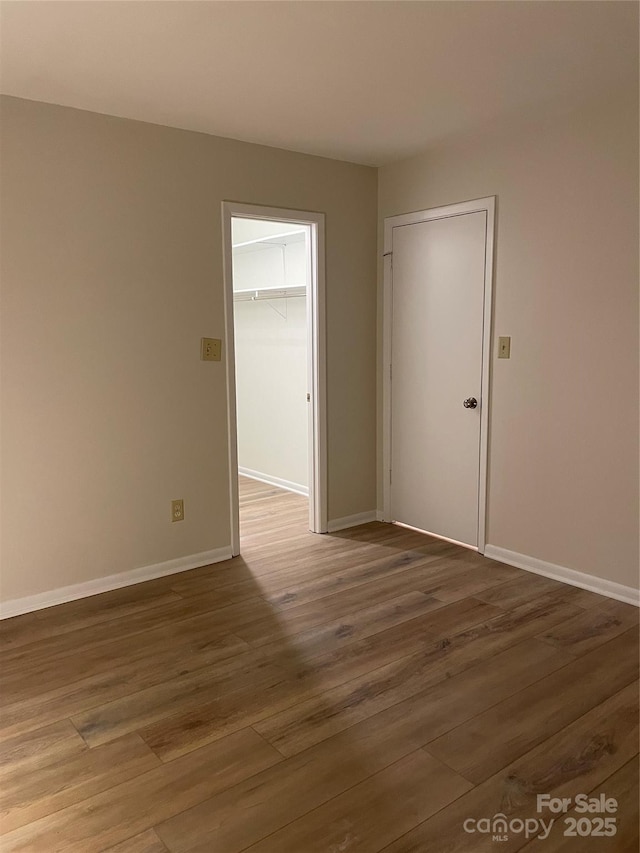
left=201, top=337, right=222, bottom=362
left=171, top=499, right=184, bottom=522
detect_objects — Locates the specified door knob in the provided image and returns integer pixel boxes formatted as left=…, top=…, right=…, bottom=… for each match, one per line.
left=463, top=397, right=478, bottom=409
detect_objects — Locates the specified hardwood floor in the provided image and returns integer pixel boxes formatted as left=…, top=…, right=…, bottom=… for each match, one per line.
left=1, top=476, right=638, bottom=852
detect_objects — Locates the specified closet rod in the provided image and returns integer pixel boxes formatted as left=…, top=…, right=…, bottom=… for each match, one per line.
left=233, top=286, right=306, bottom=302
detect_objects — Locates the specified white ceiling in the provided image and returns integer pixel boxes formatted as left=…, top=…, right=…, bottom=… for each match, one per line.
left=1, top=1, right=637, bottom=167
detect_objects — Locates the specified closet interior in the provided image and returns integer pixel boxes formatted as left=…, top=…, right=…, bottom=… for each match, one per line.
left=231, top=217, right=311, bottom=497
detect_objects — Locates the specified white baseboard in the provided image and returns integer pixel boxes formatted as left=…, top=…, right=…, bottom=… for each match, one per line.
left=484, top=545, right=640, bottom=608
left=328, top=511, right=379, bottom=533
left=0, top=546, right=234, bottom=620
left=239, top=467, right=308, bottom=497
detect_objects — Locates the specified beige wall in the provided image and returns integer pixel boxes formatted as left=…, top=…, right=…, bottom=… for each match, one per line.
left=378, top=92, right=639, bottom=590
left=2, top=90, right=637, bottom=605
left=0, top=96, right=377, bottom=602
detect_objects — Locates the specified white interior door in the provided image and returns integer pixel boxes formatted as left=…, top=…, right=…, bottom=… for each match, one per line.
left=390, top=210, right=488, bottom=548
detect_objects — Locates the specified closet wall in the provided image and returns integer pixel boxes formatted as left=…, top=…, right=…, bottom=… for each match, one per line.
left=232, top=218, right=309, bottom=494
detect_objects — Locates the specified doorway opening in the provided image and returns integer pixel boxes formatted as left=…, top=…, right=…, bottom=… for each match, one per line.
left=222, top=203, right=327, bottom=555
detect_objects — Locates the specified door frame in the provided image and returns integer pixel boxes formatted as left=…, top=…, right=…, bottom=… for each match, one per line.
left=382, top=196, right=496, bottom=553
left=221, top=201, right=327, bottom=555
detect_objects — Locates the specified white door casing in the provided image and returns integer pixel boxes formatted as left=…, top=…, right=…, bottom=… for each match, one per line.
left=222, top=202, right=327, bottom=554
left=382, top=197, right=495, bottom=552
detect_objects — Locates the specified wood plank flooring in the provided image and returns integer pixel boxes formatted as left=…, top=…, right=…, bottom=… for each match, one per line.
left=1, top=476, right=638, bottom=852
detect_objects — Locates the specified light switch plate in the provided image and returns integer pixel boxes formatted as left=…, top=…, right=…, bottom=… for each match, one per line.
left=201, top=337, right=222, bottom=362
left=498, top=336, right=511, bottom=359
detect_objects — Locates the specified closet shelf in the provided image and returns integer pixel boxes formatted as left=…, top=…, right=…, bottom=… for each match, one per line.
left=233, top=285, right=306, bottom=302
left=232, top=229, right=307, bottom=253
